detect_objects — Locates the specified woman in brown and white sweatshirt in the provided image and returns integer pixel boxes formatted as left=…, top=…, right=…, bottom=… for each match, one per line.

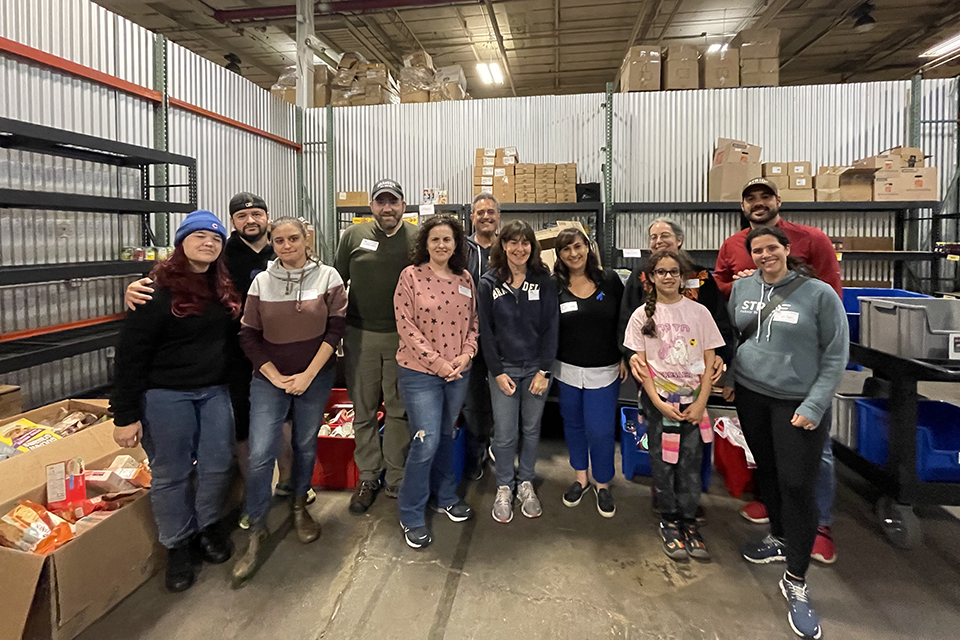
left=233, top=217, right=347, bottom=582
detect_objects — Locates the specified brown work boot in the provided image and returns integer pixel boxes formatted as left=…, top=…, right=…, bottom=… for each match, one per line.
left=349, top=479, right=379, bottom=514
left=293, top=495, right=321, bottom=544
left=232, top=529, right=266, bottom=583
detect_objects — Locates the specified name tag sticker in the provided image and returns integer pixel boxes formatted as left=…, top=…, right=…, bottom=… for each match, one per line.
left=360, top=238, right=379, bottom=251
left=560, top=301, right=578, bottom=313
left=685, top=279, right=701, bottom=289
left=458, top=285, right=472, bottom=298
left=689, top=359, right=706, bottom=375
left=773, top=310, right=799, bottom=324
left=623, top=248, right=643, bottom=258
left=300, top=289, right=319, bottom=301
left=528, top=289, right=540, bottom=301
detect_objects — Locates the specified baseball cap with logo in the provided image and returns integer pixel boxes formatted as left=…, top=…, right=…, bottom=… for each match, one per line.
left=229, top=192, right=268, bottom=216
left=370, top=179, right=404, bottom=201
left=741, top=177, right=779, bottom=199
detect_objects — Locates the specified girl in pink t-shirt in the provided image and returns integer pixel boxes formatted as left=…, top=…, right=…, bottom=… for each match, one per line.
left=624, top=251, right=725, bottom=562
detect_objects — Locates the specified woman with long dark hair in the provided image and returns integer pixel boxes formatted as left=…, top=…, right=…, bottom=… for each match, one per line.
left=723, top=226, right=847, bottom=640
left=478, top=220, right=559, bottom=524
left=393, top=215, right=478, bottom=549
left=111, top=210, right=241, bottom=593
left=552, top=228, right=626, bottom=517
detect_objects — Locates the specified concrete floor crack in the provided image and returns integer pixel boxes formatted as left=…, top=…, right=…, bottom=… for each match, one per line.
left=313, top=518, right=381, bottom=640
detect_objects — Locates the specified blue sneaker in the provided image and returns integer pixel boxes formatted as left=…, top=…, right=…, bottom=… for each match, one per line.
left=741, top=534, right=787, bottom=564
left=779, top=574, right=822, bottom=639
left=402, top=524, right=432, bottom=550
left=431, top=500, right=475, bottom=523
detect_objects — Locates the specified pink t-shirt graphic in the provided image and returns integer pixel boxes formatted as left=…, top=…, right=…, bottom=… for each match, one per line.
left=623, top=296, right=725, bottom=403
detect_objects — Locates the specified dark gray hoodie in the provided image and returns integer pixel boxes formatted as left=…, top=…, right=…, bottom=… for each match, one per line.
left=727, top=270, right=849, bottom=425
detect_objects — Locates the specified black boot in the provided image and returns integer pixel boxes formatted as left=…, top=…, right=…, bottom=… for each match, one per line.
left=165, top=543, right=196, bottom=592
left=193, top=523, right=232, bottom=564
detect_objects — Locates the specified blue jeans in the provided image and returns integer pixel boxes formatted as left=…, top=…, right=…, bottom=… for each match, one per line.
left=817, top=424, right=835, bottom=527
left=245, top=367, right=335, bottom=530
left=557, top=378, right=619, bottom=485
left=488, top=364, right=548, bottom=490
left=397, top=366, right=470, bottom=528
left=141, top=385, right=235, bottom=549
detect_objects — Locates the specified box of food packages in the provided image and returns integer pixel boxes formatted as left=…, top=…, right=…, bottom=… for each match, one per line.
left=620, top=46, right=661, bottom=92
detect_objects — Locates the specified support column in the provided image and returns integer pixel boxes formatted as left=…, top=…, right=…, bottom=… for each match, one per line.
left=296, top=0, right=315, bottom=109
left=153, top=33, right=170, bottom=245
left=325, top=103, right=336, bottom=261
left=603, top=81, right=615, bottom=267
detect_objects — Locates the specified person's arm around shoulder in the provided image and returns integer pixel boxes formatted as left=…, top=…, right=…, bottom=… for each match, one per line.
left=618, top=267, right=643, bottom=362
left=124, top=277, right=155, bottom=311
left=448, top=274, right=479, bottom=380
left=530, top=275, right=559, bottom=396
left=808, top=228, right=843, bottom=297
left=713, top=240, right=737, bottom=299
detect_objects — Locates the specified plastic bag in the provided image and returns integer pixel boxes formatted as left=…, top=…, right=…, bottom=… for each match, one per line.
left=0, top=501, right=74, bottom=554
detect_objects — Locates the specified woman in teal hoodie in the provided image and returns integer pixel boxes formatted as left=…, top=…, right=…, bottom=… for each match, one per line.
left=723, top=226, right=848, bottom=640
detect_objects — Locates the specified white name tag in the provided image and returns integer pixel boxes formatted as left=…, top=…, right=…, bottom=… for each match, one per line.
left=623, top=248, right=643, bottom=258
left=528, top=289, right=540, bottom=301
left=772, top=310, right=799, bottom=324
left=685, top=279, right=701, bottom=289
left=560, top=301, right=578, bottom=313
left=360, top=238, right=379, bottom=251
left=689, top=359, right=706, bottom=375
left=458, top=285, right=472, bottom=298
left=300, top=289, right=319, bottom=301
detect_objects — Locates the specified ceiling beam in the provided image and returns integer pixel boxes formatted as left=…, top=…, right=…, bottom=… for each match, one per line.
left=337, top=15, right=400, bottom=75
left=656, top=0, right=684, bottom=46
left=482, top=0, right=517, bottom=97
left=779, top=0, right=864, bottom=70
left=751, top=0, right=792, bottom=30
left=213, top=0, right=481, bottom=24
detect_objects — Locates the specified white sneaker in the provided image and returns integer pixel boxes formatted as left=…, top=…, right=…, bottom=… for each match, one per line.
left=492, top=485, right=513, bottom=523
left=518, top=481, right=542, bottom=518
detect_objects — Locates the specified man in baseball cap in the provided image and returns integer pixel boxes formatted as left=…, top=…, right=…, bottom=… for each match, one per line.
left=335, top=178, right=418, bottom=514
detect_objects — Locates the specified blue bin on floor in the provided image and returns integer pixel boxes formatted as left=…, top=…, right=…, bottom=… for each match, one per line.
left=855, top=398, right=960, bottom=481
left=620, top=406, right=712, bottom=492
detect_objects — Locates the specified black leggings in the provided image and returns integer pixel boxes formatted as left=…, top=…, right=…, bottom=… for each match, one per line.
left=735, top=384, right=827, bottom=578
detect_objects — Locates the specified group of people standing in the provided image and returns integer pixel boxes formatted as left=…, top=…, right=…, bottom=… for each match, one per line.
left=111, top=175, right=848, bottom=640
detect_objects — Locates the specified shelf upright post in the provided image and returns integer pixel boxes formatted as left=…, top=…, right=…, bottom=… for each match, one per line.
left=906, top=74, right=923, bottom=290
left=603, top=81, right=615, bottom=266
left=325, top=103, right=336, bottom=261
left=152, top=33, right=170, bottom=246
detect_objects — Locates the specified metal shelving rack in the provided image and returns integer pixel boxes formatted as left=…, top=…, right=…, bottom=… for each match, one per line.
left=0, top=117, right=197, bottom=374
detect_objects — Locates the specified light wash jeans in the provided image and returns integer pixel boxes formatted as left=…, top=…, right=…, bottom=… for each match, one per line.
left=488, top=363, right=548, bottom=491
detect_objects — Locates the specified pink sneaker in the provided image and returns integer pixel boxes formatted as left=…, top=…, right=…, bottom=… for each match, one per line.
left=739, top=501, right=769, bottom=524
left=811, top=525, right=837, bottom=564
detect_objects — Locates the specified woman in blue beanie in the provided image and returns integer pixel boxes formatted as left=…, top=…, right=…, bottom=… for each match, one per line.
left=111, top=210, right=242, bottom=593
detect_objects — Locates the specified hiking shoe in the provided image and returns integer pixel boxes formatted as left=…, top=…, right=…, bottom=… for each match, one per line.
left=660, top=521, right=688, bottom=561
left=518, top=481, right=542, bottom=518
left=811, top=526, right=837, bottom=565
left=595, top=487, right=616, bottom=518
left=349, top=479, right=379, bottom=514
left=741, top=534, right=787, bottom=564
left=432, top=499, right=475, bottom=523
left=383, top=484, right=400, bottom=499
left=683, top=522, right=710, bottom=561
left=562, top=481, right=591, bottom=507
left=402, top=524, right=432, bottom=550
left=492, top=485, right=514, bottom=523
left=739, top=500, right=770, bottom=524
left=780, top=574, right=822, bottom=639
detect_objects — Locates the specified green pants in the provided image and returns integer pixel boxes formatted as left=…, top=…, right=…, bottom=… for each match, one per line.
left=344, top=326, right=409, bottom=487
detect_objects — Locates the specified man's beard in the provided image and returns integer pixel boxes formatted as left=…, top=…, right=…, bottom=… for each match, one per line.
left=240, top=226, right=266, bottom=242
left=748, top=206, right=778, bottom=224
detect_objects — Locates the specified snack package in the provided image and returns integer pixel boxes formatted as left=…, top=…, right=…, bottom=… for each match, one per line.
left=46, top=457, right=87, bottom=511
left=0, top=500, right=74, bottom=554
left=47, top=410, right=101, bottom=436
left=1, top=419, right=62, bottom=452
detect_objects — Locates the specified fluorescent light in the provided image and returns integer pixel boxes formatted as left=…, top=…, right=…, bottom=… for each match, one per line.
left=707, top=44, right=722, bottom=53
left=490, top=62, right=504, bottom=84
left=921, top=31, right=960, bottom=58
left=476, top=62, right=493, bottom=84
left=721, top=43, right=728, bottom=52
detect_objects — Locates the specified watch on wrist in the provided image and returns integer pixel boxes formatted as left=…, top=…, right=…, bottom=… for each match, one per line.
left=538, top=369, right=552, bottom=379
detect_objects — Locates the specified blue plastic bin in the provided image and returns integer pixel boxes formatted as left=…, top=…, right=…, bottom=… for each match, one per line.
left=855, top=398, right=960, bottom=481
left=620, top=406, right=712, bottom=491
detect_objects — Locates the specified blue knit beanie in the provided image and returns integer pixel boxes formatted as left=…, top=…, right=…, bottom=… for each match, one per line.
left=174, top=210, right=228, bottom=247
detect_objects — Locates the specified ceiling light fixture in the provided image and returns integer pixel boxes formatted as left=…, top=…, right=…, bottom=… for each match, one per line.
left=921, top=30, right=960, bottom=58
left=707, top=44, right=722, bottom=53
left=476, top=62, right=493, bottom=84
left=489, top=62, right=504, bottom=85
left=852, top=2, right=877, bottom=34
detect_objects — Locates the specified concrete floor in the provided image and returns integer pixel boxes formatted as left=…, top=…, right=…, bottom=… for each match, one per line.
left=76, top=429, right=960, bottom=640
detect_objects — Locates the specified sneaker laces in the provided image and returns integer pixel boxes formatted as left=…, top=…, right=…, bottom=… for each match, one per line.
left=784, top=577, right=810, bottom=604
left=762, top=533, right=783, bottom=547
left=495, top=486, right=512, bottom=504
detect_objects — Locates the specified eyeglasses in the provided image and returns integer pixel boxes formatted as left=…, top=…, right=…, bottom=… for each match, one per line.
left=650, top=232, right=676, bottom=242
left=234, top=211, right=266, bottom=221
left=653, top=268, right=681, bottom=277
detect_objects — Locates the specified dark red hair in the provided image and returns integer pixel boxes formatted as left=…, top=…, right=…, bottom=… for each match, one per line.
left=150, top=245, right=241, bottom=318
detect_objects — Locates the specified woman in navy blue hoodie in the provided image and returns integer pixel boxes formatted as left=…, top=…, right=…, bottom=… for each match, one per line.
left=478, top=220, right=559, bottom=524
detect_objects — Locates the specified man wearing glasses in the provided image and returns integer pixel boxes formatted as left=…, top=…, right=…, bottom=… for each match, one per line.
left=335, top=179, right=418, bottom=514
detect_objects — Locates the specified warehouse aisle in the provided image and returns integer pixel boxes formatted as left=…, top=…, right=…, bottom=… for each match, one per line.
left=75, top=435, right=960, bottom=640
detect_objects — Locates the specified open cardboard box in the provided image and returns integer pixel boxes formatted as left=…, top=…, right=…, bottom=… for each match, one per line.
left=0, top=403, right=160, bottom=640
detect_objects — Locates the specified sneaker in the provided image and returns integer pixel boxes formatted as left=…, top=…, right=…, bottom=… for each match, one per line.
left=695, top=505, right=707, bottom=525
left=683, top=522, right=710, bottom=561
left=488, top=445, right=496, bottom=463
left=659, top=521, right=688, bottom=561
left=740, top=500, right=770, bottom=524
left=383, top=484, right=400, bottom=499
left=741, top=533, right=787, bottom=564
left=238, top=513, right=251, bottom=530
left=595, top=487, right=616, bottom=518
left=274, top=481, right=293, bottom=497
left=779, top=574, right=822, bottom=639
left=810, top=526, right=837, bottom=565
left=432, top=499, right=475, bottom=523
left=517, top=481, right=542, bottom=518
left=349, top=479, right=379, bottom=514
left=562, top=481, right=591, bottom=507
left=402, top=524, right=432, bottom=550
left=492, top=485, right=514, bottom=523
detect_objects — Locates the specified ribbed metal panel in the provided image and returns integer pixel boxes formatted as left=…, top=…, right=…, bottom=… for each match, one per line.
left=0, top=276, right=133, bottom=333
left=0, top=349, right=112, bottom=410
left=303, top=108, right=332, bottom=262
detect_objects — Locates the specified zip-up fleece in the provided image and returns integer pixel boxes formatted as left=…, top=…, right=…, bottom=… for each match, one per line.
left=478, top=268, right=559, bottom=377
left=727, top=270, right=849, bottom=425
left=240, top=258, right=347, bottom=377
left=465, top=235, right=492, bottom=285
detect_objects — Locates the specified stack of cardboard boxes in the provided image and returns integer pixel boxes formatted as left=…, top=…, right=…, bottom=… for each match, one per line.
left=515, top=163, right=536, bottom=203
left=707, top=138, right=761, bottom=201
left=270, top=64, right=332, bottom=107
left=474, top=147, right=518, bottom=203
left=555, top=164, right=578, bottom=203
left=332, top=52, right=399, bottom=107
left=432, top=65, right=467, bottom=102
left=702, top=49, right=740, bottom=88
left=620, top=46, right=662, bottom=92
left=536, top=164, right=557, bottom=203
left=399, top=51, right=435, bottom=104
left=814, top=147, right=936, bottom=202
left=664, top=46, right=699, bottom=90
left=769, top=161, right=814, bottom=202
left=731, top=28, right=780, bottom=87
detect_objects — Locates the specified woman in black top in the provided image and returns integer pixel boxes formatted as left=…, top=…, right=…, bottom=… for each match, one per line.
left=111, top=210, right=241, bottom=593
left=553, top=228, right=626, bottom=517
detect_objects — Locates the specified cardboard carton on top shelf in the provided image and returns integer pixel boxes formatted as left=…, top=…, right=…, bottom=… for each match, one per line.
left=889, top=146, right=925, bottom=167
left=474, top=166, right=495, bottom=177
left=740, top=58, right=779, bottom=87
left=403, top=50, right=434, bottom=70
left=762, top=162, right=788, bottom=177
left=779, top=188, right=816, bottom=202
left=766, top=176, right=789, bottom=192
left=789, top=161, right=812, bottom=177
left=496, top=156, right=517, bottom=167
left=475, top=147, right=497, bottom=158
left=713, top=138, right=761, bottom=166
left=816, top=188, right=842, bottom=202
left=665, top=45, right=700, bottom=61
left=837, top=168, right=877, bottom=201
left=815, top=173, right=842, bottom=190
left=874, top=167, right=938, bottom=201
left=665, top=58, right=699, bottom=90
left=0, top=385, right=22, bottom=420
left=337, top=191, right=370, bottom=207
left=400, top=89, right=430, bottom=104
left=435, top=65, right=467, bottom=92
left=790, top=175, right=813, bottom=190
left=619, top=46, right=661, bottom=92
left=702, top=49, right=739, bottom=88
left=730, top=27, right=780, bottom=59
left=494, top=166, right=515, bottom=177
left=479, top=157, right=496, bottom=167
left=853, top=154, right=902, bottom=170
left=708, top=162, right=762, bottom=201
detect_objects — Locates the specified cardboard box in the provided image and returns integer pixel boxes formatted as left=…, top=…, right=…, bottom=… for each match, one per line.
left=337, top=191, right=369, bottom=207
left=495, top=156, right=517, bottom=167
left=314, top=83, right=331, bottom=108
left=403, top=50, right=434, bottom=70
left=702, top=49, right=739, bottom=88
left=270, top=86, right=297, bottom=105
left=838, top=168, right=877, bottom=201
left=504, top=146, right=519, bottom=157
left=400, top=89, right=430, bottom=104
left=816, top=188, right=842, bottom=202
left=731, top=27, right=780, bottom=59
left=889, top=146, right=925, bottom=168
left=435, top=65, right=466, bottom=91
left=0, top=386, right=22, bottom=420
left=515, top=163, right=535, bottom=173
left=854, top=154, right=902, bottom=170
left=708, top=162, right=762, bottom=201
left=664, top=58, right=699, bottom=90
left=790, top=175, right=812, bottom=190
left=766, top=175, right=790, bottom=192
left=779, top=188, right=816, bottom=202
left=474, top=166, right=495, bottom=177
left=713, top=138, right=761, bottom=166
left=789, top=162, right=812, bottom=177
left=740, top=58, right=779, bottom=87
left=475, top=176, right=494, bottom=187
left=620, top=46, right=661, bottom=92
left=762, top=162, right=788, bottom=177
left=814, top=173, right=842, bottom=190
left=666, top=45, right=699, bottom=61
left=854, top=237, right=895, bottom=251
left=875, top=167, right=938, bottom=201
left=480, top=157, right=496, bottom=167
left=476, top=147, right=497, bottom=158
left=493, top=166, right=514, bottom=178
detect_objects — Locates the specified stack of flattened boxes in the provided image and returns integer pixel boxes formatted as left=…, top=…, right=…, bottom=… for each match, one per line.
left=536, top=164, right=557, bottom=203
left=474, top=148, right=497, bottom=198
left=555, top=163, right=578, bottom=203
left=473, top=147, right=518, bottom=203
left=515, top=163, right=536, bottom=203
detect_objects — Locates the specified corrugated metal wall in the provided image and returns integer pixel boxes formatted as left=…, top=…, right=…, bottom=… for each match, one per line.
left=303, top=108, right=333, bottom=261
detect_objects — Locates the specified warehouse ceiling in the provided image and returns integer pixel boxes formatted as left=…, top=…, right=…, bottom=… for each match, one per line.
left=93, top=0, right=960, bottom=97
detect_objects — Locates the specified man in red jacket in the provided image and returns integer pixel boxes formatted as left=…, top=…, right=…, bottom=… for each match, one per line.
left=718, top=177, right=841, bottom=566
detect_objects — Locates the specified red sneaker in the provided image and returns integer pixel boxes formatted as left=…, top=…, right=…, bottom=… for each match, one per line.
left=811, top=526, right=837, bottom=564
left=739, top=501, right=769, bottom=524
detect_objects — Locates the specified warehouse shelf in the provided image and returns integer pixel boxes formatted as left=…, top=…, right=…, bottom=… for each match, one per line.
left=611, top=201, right=942, bottom=213
left=0, top=189, right=195, bottom=214
left=0, top=261, right=154, bottom=286
left=0, top=321, right=123, bottom=374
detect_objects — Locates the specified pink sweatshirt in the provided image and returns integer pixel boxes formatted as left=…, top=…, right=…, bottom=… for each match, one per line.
left=394, top=265, right=479, bottom=375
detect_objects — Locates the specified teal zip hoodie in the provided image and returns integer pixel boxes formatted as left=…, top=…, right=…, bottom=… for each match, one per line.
left=727, top=270, right=849, bottom=426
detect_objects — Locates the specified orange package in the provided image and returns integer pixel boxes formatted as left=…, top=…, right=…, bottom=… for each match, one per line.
left=0, top=500, right=74, bottom=554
